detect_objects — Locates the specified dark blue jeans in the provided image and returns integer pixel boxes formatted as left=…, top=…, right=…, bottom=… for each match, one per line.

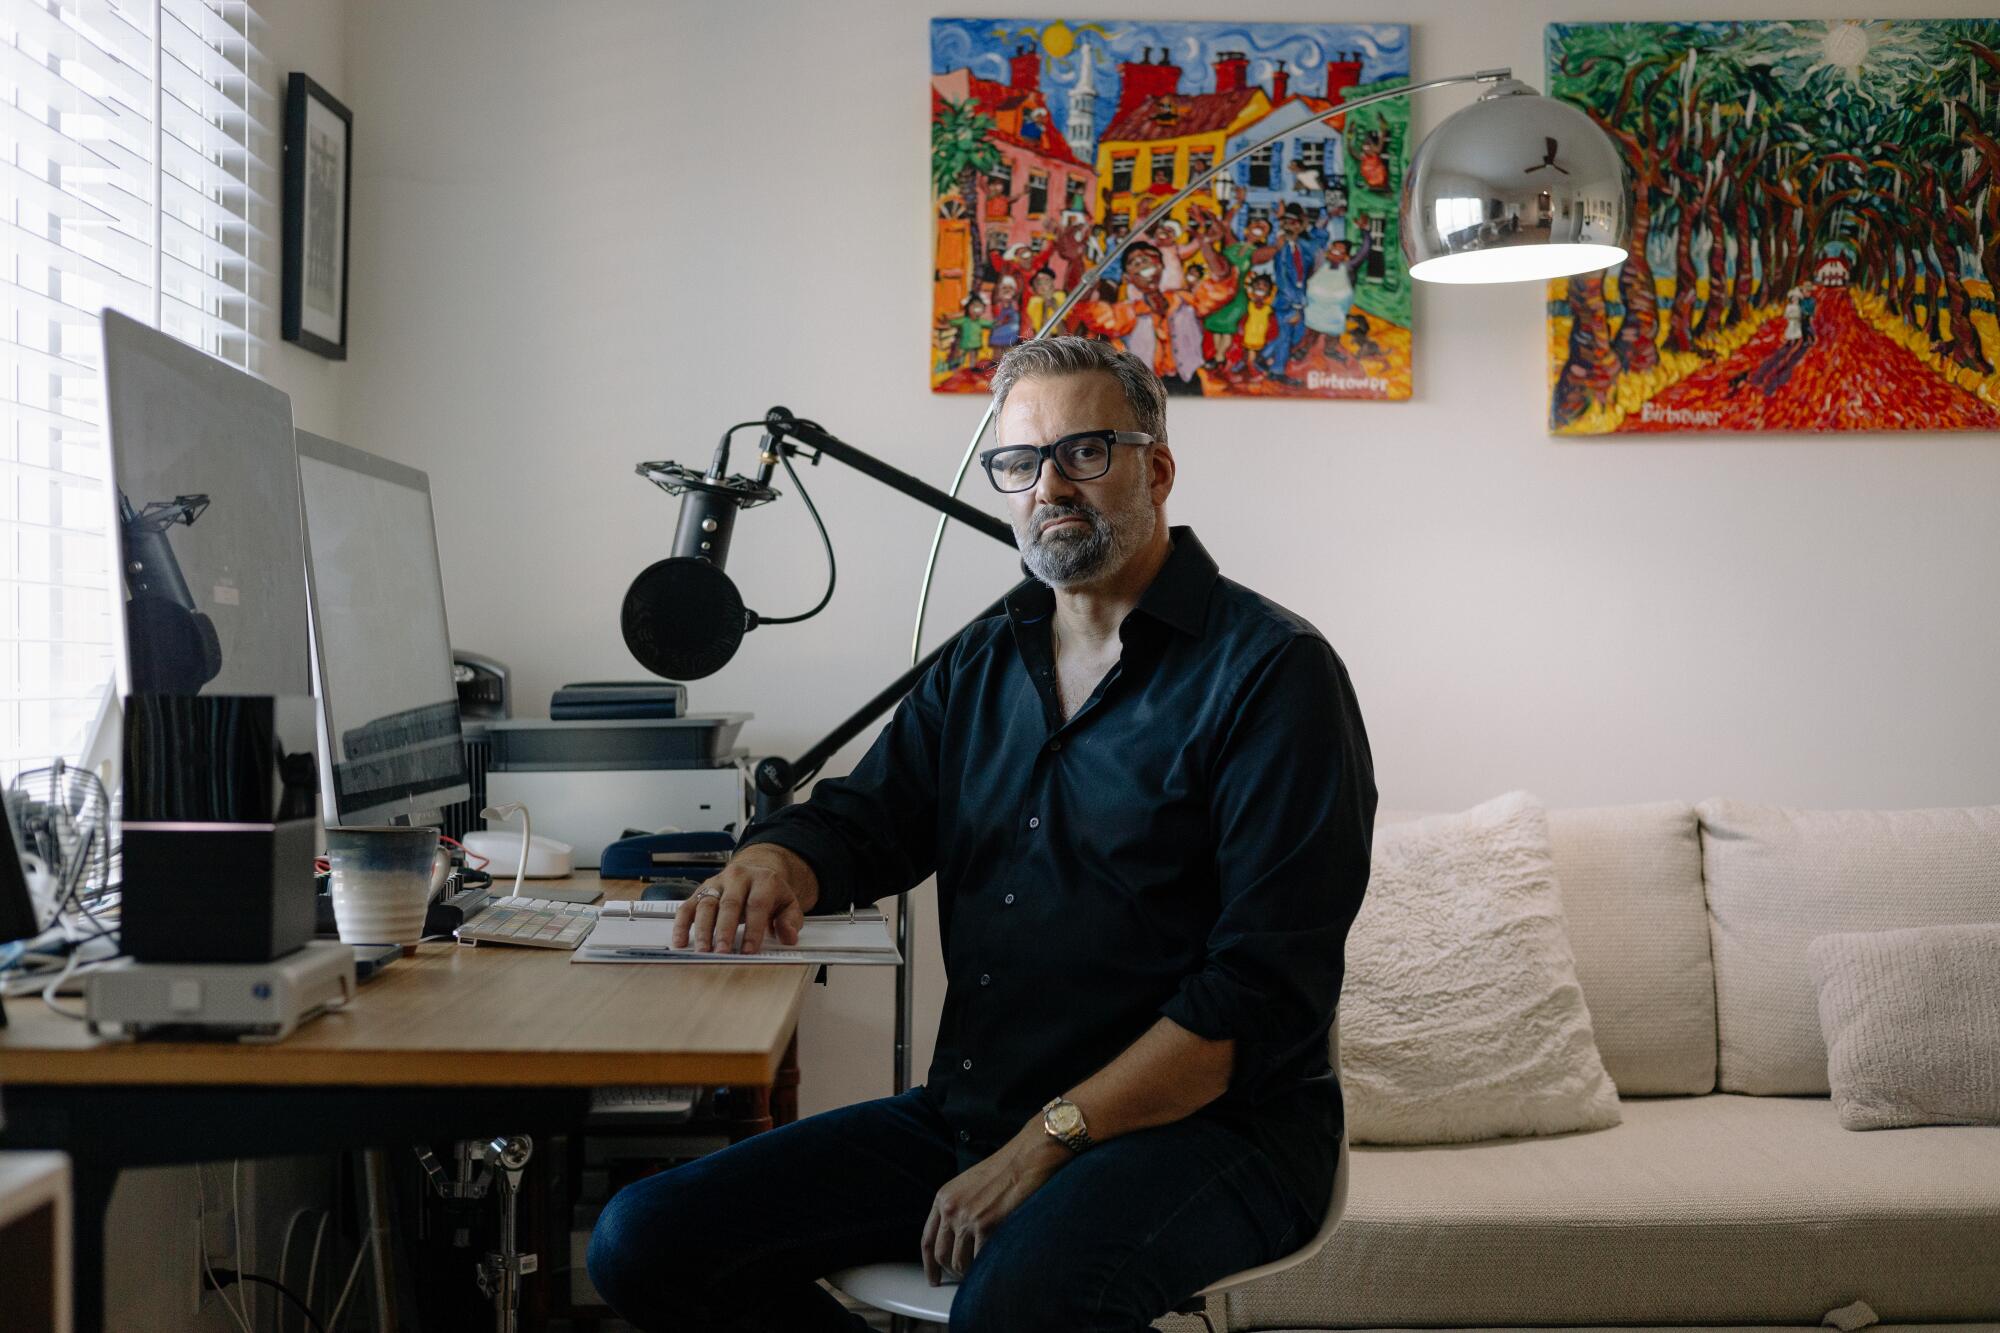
left=586, top=1084, right=1319, bottom=1332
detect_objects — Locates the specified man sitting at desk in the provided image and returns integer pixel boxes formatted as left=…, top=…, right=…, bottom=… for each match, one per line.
left=587, top=336, right=1376, bottom=1333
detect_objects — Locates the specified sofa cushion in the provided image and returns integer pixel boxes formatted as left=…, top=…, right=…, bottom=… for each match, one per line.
left=1226, top=1094, right=2000, bottom=1329
left=1547, top=802, right=1715, bottom=1095
left=1699, top=800, right=2000, bottom=1095
left=1378, top=804, right=1715, bottom=1095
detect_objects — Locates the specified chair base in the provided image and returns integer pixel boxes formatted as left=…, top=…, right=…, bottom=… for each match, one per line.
left=827, top=1263, right=957, bottom=1322
left=826, top=1261, right=1214, bottom=1326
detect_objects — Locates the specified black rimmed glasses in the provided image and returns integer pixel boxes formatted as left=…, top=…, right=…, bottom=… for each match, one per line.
left=978, top=429, right=1153, bottom=494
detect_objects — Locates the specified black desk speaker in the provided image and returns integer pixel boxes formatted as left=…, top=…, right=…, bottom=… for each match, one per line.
left=120, top=694, right=321, bottom=963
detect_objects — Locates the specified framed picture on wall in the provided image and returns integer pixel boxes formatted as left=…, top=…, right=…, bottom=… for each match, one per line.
left=282, top=73, right=352, bottom=360
left=929, top=19, right=1413, bottom=400
left=1544, top=19, right=2000, bottom=435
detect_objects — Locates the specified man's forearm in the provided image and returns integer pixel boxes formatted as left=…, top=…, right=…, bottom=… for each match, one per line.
left=1007, top=1017, right=1233, bottom=1161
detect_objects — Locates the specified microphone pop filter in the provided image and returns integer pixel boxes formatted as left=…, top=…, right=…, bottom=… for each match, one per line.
left=621, top=556, right=750, bottom=681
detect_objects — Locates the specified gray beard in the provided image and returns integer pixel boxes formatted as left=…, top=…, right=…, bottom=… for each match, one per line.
left=1016, top=485, right=1156, bottom=589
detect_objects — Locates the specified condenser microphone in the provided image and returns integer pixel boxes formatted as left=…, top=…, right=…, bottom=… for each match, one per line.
left=621, top=436, right=780, bottom=681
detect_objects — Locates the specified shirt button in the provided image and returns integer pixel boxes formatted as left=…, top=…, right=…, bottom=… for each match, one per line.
left=1003, top=893, right=1016, bottom=905
left=1048, top=739, right=1061, bottom=753
left=958, top=1129, right=970, bottom=1143
left=1028, top=816, right=1041, bottom=829
left=979, top=973, right=991, bottom=986
left=961, top=1058, right=973, bottom=1071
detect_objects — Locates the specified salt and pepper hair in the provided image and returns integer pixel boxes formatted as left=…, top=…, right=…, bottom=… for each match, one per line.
left=989, top=336, right=1168, bottom=446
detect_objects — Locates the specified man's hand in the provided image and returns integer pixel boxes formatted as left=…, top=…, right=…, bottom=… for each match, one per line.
left=672, top=843, right=819, bottom=954
left=921, top=1127, right=1070, bottom=1285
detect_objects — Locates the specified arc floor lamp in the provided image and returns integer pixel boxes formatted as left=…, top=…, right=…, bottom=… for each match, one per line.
left=739, top=67, right=1629, bottom=1092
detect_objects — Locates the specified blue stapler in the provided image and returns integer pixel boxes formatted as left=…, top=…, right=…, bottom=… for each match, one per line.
left=599, top=830, right=736, bottom=882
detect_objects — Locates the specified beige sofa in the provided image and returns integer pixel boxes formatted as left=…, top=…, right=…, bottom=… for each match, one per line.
left=1209, top=800, right=2000, bottom=1333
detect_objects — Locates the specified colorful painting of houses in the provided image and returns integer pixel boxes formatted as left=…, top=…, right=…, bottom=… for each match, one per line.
left=1546, top=19, right=2000, bottom=434
left=931, top=19, right=1412, bottom=399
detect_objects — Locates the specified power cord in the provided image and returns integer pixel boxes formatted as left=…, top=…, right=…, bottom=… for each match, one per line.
left=37, top=946, right=93, bottom=1021
left=232, top=1160, right=252, bottom=1330
left=757, top=444, right=837, bottom=625
left=686, top=420, right=837, bottom=627
left=304, top=1211, right=332, bottom=1329
left=324, top=1212, right=372, bottom=1331
left=480, top=802, right=532, bottom=897
left=279, top=1207, right=311, bottom=1333
left=195, top=1163, right=255, bottom=1333
left=205, top=1267, right=328, bottom=1333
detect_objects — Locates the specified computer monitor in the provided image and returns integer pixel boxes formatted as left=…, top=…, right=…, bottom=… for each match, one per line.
left=1, top=807, right=41, bottom=1026
left=101, top=310, right=312, bottom=698
left=295, top=432, right=470, bottom=825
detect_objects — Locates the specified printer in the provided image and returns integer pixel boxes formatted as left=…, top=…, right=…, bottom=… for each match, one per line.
left=464, top=713, right=751, bottom=869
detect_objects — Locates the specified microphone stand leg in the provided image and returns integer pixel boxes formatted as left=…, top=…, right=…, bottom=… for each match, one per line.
left=893, top=891, right=913, bottom=1094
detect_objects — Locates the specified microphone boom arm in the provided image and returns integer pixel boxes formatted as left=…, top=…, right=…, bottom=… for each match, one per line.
left=760, top=407, right=1014, bottom=549
left=747, top=405, right=1022, bottom=811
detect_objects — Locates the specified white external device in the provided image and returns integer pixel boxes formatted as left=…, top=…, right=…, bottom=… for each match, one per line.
left=462, top=830, right=574, bottom=879
left=484, top=765, right=746, bottom=868
left=84, top=941, right=356, bottom=1042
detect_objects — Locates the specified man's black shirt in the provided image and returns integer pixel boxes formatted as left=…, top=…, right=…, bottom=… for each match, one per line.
left=738, top=527, right=1375, bottom=1204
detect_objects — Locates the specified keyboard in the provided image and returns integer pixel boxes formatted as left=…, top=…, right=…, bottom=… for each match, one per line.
left=456, top=895, right=599, bottom=950
left=588, top=1085, right=699, bottom=1121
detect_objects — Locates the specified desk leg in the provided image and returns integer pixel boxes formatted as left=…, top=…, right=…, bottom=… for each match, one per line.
left=1, top=1084, right=589, bottom=1333
left=363, top=1149, right=402, bottom=1333
left=771, top=1032, right=800, bottom=1127
left=710, top=1033, right=799, bottom=1139
left=67, top=1159, right=116, bottom=1333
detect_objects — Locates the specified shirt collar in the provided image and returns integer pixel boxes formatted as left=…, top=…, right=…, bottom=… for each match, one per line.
left=1003, top=525, right=1217, bottom=639
left=1135, top=526, right=1217, bottom=637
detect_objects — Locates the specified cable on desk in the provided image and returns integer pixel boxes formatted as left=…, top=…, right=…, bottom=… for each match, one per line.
left=37, top=947, right=95, bottom=1021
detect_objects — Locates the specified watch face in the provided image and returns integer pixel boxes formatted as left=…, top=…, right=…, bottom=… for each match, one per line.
left=1049, top=1103, right=1082, bottom=1135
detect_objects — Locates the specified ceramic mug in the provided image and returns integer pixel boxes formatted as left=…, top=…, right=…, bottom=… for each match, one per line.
left=325, top=825, right=448, bottom=945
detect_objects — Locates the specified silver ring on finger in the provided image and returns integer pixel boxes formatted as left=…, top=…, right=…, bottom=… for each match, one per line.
left=691, top=886, right=724, bottom=904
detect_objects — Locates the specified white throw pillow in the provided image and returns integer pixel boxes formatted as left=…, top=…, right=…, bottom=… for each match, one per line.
left=1807, top=925, right=2000, bottom=1130
left=1341, top=791, right=1622, bottom=1144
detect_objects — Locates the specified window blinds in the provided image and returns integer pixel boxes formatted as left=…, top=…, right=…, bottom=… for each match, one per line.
left=0, top=0, right=272, bottom=779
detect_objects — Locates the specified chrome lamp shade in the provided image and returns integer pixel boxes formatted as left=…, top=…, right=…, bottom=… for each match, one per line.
left=1403, top=80, right=1628, bottom=283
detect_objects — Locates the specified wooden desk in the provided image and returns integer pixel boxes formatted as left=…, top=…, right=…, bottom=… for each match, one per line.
left=0, top=874, right=811, bottom=1333
left=0, top=874, right=811, bottom=1088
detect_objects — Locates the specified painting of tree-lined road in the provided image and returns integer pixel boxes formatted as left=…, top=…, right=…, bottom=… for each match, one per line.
left=1546, top=19, right=2000, bottom=435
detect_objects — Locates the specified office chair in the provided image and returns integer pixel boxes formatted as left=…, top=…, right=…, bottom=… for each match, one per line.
left=828, top=1027, right=1353, bottom=1333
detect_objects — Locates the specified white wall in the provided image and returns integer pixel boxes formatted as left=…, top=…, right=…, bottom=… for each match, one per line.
left=341, top=0, right=2000, bottom=1117
left=258, top=0, right=352, bottom=437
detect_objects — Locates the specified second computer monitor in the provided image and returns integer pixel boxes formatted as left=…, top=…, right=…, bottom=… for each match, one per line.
left=296, top=432, right=469, bottom=825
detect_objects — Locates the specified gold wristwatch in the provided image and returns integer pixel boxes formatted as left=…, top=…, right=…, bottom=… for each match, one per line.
left=1041, top=1095, right=1095, bottom=1153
